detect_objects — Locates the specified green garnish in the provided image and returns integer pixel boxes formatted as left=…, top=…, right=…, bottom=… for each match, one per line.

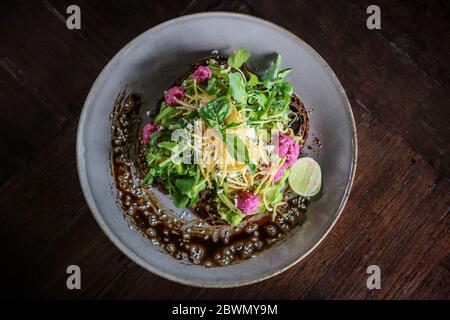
left=228, top=72, right=247, bottom=105
left=227, top=48, right=250, bottom=69
left=143, top=48, right=320, bottom=225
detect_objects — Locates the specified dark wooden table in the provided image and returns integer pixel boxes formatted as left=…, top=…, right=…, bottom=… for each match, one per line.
left=1, top=0, right=449, bottom=299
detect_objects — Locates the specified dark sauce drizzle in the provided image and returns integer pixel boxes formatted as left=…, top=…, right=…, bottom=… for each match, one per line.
left=110, top=91, right=308, bottom=267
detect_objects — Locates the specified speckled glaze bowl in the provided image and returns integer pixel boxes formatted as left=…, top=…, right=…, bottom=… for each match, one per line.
left=77, top=12, right=357, bottom=287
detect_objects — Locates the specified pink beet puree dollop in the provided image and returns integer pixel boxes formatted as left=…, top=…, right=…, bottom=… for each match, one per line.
left=237, top=191, right=260, bottom=214
left=273, top=133, right=301, bottom=182
left=193, top=66, right=212, bottom=84
left=165, top=87, right=185, bottom=105
left=142, top=123, right=161, bottom=145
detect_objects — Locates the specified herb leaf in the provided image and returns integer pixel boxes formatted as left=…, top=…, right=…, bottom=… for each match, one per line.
left=199, top=96, right=231, bottom=131
left=175, top=177, right=196, bottom=195
left=247, top=73, right=260, bottom=87
left=263, top=54, right=281, bottom=87
left=155, top=106, right=177, bottom=125
left=228, top=72, right=247, bottom=105
left=225, top=210, right=245, bottom=225
left=157, top=141, right=177, bottom=151
left=227, top=48, right=250, bottom=69
left=277, top=68, right=292, bottom=80
left=171, top=188, right=190, bottom=207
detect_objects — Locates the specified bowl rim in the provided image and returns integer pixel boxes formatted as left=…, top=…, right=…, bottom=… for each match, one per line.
left=76, top=11, right=358, bottom=288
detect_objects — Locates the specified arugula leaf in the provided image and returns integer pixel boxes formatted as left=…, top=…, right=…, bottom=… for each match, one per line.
left=188, top=165, right=198, bottom=177
left=144, top=171, right=154, bottom=184
left=222, top=121, right=245, bottom=130
left=170, top=188, right=189, bottom=208
left=271, top=82, right=293, bottom=110
left=228, top=72, right=247, bottom=105
left=227, top=48, right=250, bottom=69
left=277, top=68, right=292, bottom=80
left=279, top=82, right=293, bottom=96
left=146, top=147, right=163, bottom=166
left=262, top=168, right=290, bottom=203
left=263, top=54, right=281, bottom=87
left=175, top=177, right=196, bottom=195
left=248, top=92, right=268, bottom=108
left=199, top=96, right=231, bottom=131
left=157, top=141, right=177, bottom=151
left=175, top=163, right=188, bottom=175
left=217, top=195, right=245, bottom=225
left=247, top=73, right=260, bottom=87
left=192, top=178, right=206, bottom=193
left=225, top=211, right=245, bottom=225
left=155, top=106, right=177, bottom=125
left=158, top=144, right=189, bottom=167
left=149, top=131, right=162, bottom=146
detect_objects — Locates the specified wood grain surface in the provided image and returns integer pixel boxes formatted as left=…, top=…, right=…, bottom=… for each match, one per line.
left=0, top=0, right=448, bottom=299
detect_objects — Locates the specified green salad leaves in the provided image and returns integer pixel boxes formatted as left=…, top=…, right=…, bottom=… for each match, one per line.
left=143, top=49, right=301, bottom=225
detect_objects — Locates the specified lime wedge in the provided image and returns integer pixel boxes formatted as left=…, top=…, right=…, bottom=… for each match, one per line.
left=288, top=157, right=322, bottom=197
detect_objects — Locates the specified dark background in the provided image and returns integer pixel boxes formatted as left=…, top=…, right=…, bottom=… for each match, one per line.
left=0, top=0, right=448, bottom=299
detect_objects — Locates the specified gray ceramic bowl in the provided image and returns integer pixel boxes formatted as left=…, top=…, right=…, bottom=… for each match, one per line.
left=77, top=12, right=357, bottom=287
